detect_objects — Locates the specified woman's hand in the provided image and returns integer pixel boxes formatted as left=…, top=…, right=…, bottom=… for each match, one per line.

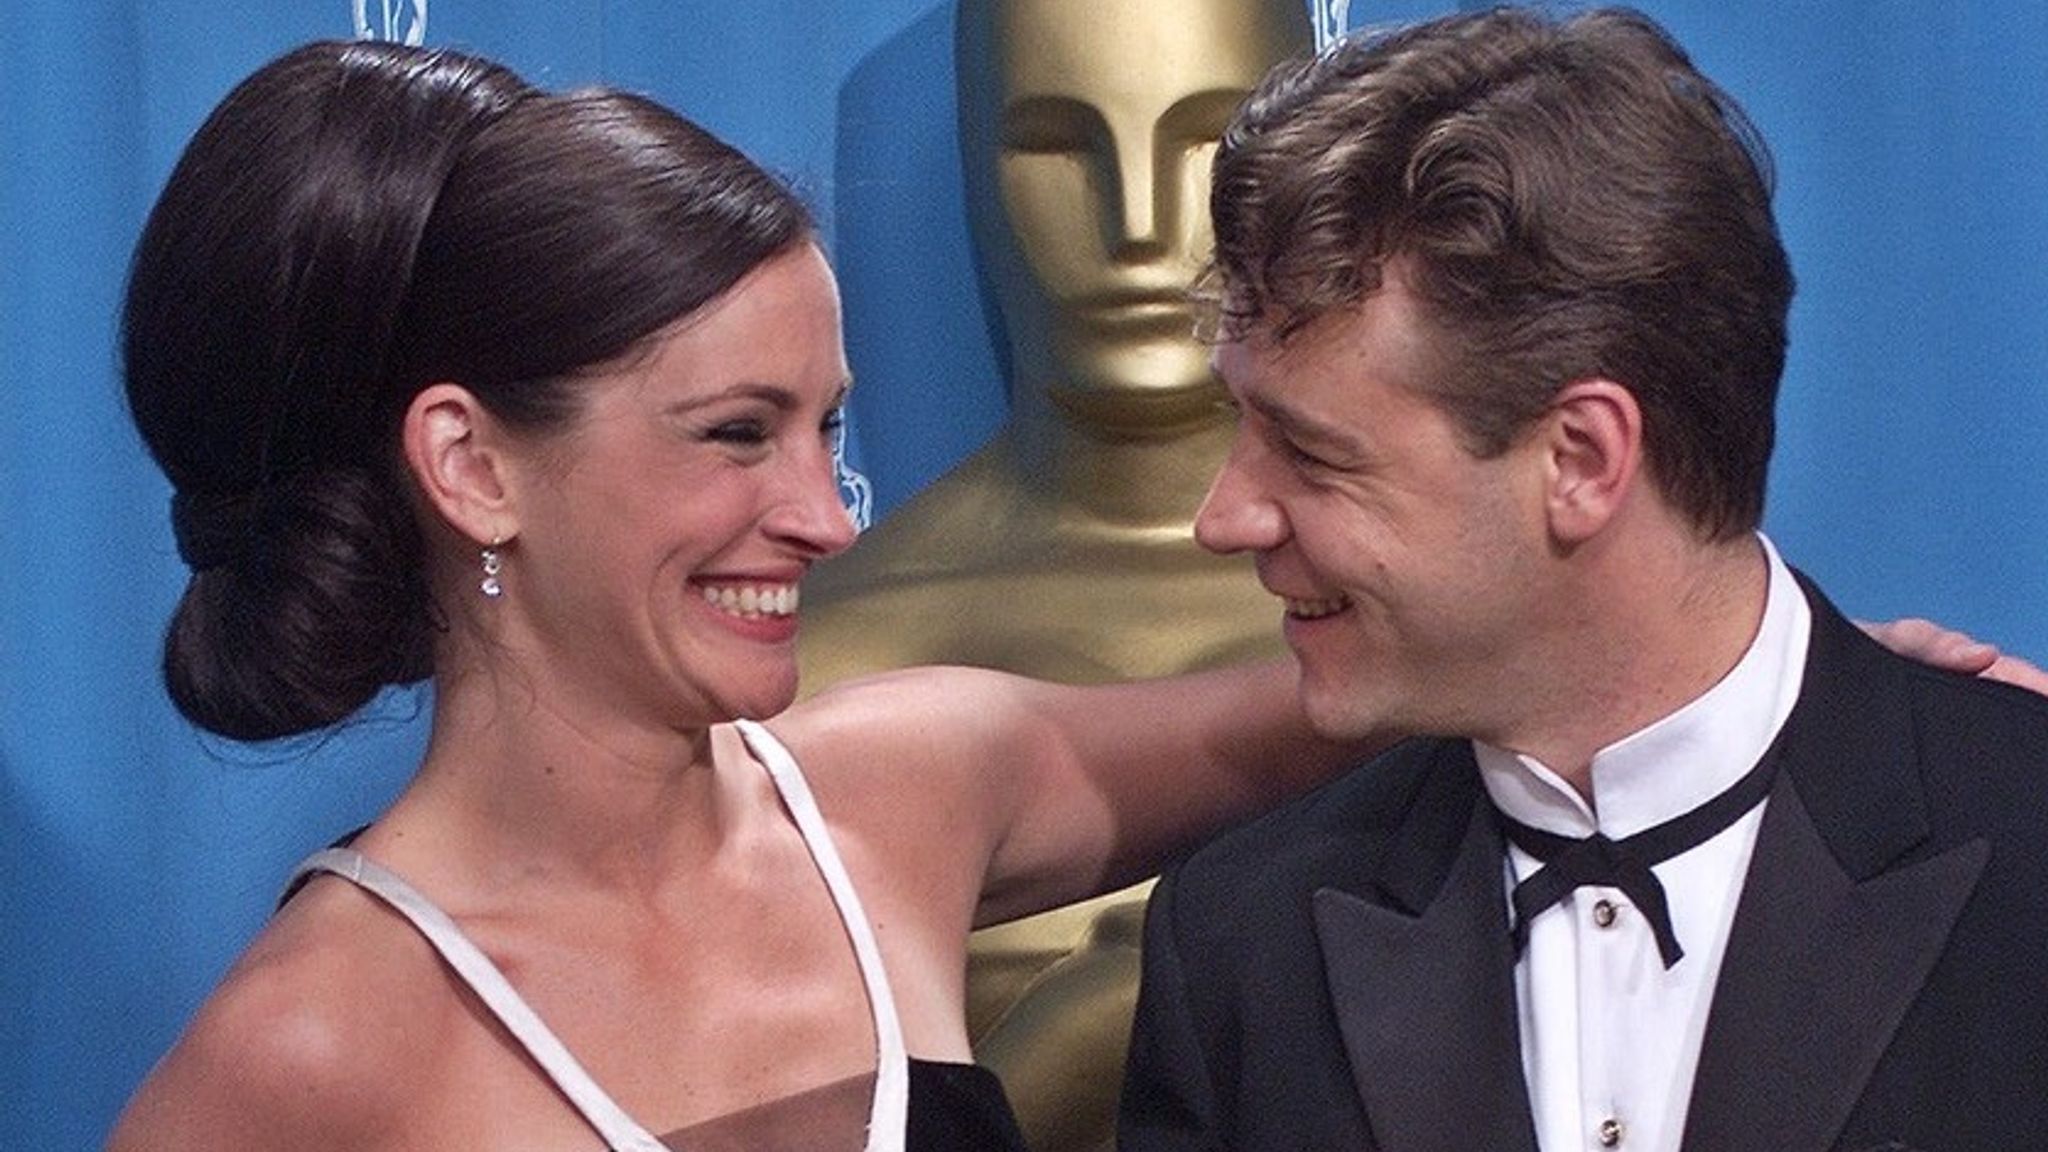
left=1859, top=617, right=2048, bottom=695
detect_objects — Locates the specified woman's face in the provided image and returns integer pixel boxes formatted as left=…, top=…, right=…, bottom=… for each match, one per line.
left=495, top=243, right=859, bottom=734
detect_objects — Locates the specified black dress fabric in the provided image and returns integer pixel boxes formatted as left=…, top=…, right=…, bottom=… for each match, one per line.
left=906, top=1059, right=1029, bottom=1151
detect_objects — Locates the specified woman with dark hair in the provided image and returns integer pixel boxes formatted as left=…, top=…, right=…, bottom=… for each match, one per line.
left=105, top=40, right=1357, bottom=1152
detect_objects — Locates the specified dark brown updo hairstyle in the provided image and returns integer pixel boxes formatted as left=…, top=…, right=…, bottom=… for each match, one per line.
left=123, top=40, right=816, bottom=741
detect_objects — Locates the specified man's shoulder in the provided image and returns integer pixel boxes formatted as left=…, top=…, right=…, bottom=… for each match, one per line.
left=1892, top=643, right=2048, bottom=732
left=1798, top=598, right=2048, bottom=861
left=1888, top=652, right=2048, bottom=819
left=1168, top=736, right=1473, bottom=897
left=1806, top=593, right=2048, bottom=764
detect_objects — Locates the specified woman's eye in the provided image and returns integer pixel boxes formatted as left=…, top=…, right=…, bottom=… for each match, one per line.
left=705, top=419, right=770, bottom=446
left=820, top=406, right=846, bottom=437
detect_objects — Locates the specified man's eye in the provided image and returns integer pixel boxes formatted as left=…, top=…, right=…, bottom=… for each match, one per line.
left=1264, top=426, right=1330, bottom=470
left=1282, top=440, right=1332, bottom=469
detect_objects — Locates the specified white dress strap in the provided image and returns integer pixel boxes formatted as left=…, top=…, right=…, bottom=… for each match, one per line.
left=287, top=847, right=670, bottom=1152
left=735, top=719, right=910, bottom=1152
left=287, top=721, right=909, bottom=1152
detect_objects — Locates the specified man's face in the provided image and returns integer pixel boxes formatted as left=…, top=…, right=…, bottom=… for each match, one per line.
left=985, top=0, right=1305, bottom=427
left=1195, top=269, right=1551, bottom=740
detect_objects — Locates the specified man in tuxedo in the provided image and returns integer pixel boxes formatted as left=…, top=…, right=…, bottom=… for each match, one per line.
left=1117, top=8, right=2048, bottom=1151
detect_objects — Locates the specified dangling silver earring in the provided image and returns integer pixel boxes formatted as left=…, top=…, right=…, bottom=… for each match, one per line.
left=479, top=538, right=504, bottom=599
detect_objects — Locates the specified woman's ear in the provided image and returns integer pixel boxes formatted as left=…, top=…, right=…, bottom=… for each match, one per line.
left=1539, top=378, right=1643, bottom=546
left=402, top=383, right=518, bottom=546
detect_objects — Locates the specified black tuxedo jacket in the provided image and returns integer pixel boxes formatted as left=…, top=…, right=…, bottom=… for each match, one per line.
left=1120, top=580, right=2048, bottom=1151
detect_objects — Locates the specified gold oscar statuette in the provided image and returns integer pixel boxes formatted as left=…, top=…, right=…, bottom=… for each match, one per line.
left=800, top=3, right=1308, bottom=1149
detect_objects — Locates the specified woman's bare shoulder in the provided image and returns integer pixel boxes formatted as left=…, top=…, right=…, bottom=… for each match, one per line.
left=766, top=668, right=1052, bottom=905
left=776, top=664, right=1036, bottom=766
left=771, top=666, right=1039, bottom=829
left=106, top=876, right=462, bottom=1152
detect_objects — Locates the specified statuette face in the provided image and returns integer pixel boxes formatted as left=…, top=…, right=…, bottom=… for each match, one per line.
left=961, top=0, right=1305, bottom=432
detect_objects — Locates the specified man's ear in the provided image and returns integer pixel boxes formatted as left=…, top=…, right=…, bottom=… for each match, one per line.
left=402, top=383, right=519, bottom=547
left=1539, top=378, right=1643, bottom=546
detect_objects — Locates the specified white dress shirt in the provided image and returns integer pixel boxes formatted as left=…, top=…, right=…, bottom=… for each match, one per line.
left=1474, top=534, right=1811, bottom=1152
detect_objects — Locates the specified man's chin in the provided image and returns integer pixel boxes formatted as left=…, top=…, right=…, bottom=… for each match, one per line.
left=1298, top=675, right=1388, bottom=744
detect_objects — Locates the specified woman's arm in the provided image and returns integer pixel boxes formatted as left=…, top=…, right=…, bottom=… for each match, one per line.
left=104, top=888, right=446, bottom=1152
left=783, top=616, right=2048, bottom=934
left=783, top=660, right=1378, bottom=930
left=106, top=952, right=390, bottom=1152
left=967, top=659, right=1380, bottom=925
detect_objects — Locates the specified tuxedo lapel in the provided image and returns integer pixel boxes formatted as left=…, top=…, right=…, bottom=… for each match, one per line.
left=1313, top=747, right=1538, bottom=1152
left=1683, top=590, right=1990, bottom=1149
left=1683, top=779, right=1986, bottom=1148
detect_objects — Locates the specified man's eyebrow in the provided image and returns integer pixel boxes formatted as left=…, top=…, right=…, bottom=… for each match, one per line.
left=1246, top=391, right=1359, bottom=450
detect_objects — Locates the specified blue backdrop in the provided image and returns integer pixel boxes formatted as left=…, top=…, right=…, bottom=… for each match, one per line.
left=3, top=2, right=2043, bottom=1147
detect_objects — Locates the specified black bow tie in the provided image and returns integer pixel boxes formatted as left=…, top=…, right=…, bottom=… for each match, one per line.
left=1497, top=746, right=1781, bottom=969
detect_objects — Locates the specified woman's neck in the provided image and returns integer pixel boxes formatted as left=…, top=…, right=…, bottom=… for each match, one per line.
left=379, top=672, right=742, bottom=901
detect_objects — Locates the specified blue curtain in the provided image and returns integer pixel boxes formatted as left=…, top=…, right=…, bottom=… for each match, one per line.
left=3, top=2, right=2043, bottom=1147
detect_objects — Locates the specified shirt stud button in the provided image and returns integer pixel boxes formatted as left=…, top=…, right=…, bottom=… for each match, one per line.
left=1598, top=1117, right=1624, bottom=1147
left=1592, top=898, right=1619, bottom=928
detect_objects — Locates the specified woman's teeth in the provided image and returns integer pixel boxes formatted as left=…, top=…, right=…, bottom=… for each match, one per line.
left=703, top=584, right=799, bottom=618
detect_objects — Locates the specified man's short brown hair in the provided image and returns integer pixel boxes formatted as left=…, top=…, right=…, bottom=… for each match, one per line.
left=1205, top=6, right=1794, bottom=540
